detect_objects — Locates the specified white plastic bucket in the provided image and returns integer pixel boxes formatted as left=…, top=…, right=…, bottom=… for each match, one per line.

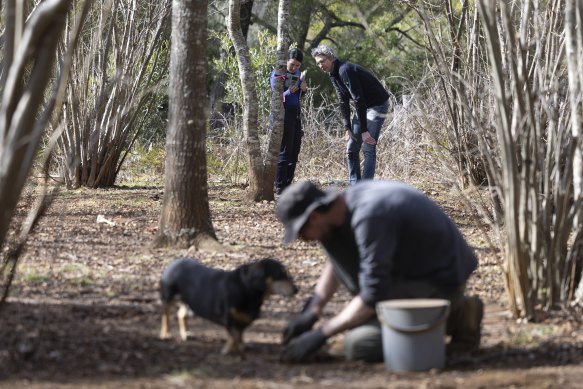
left=376, top=299, right=450, bottom=372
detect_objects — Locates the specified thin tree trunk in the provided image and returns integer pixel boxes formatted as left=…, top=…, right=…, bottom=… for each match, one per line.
left=227, top=0, right=264, bottom=201
left=58, top=0, right=170, bottom=189
left=478, top=0, right=531, bottom=318
left=566, top=0, right=583, bottom=305
left=266, top=0, right=291, bottom=194
left=293, top=1, right=315, bottom=51
left=0, top=0, right=76, bottom=308
left=0, top=0, right=71, bottom=249
left=228, top=0, right=277, bottom=201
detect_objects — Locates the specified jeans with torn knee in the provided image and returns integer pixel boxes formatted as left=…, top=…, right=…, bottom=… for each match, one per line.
left=346, top=100, right=389, bottom=185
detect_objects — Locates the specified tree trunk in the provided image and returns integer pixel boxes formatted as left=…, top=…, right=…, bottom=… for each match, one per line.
left=566, top=0, right=583, bottom=305
left=291, top=0, right=314, bottom=50
left=478, top=0, right=533, bottom=318
left=156, top=0, right=216, bottom=248
left=240, top=0, right=254, bottom=39
left=0, top=0, right=74, bottom=308
left=209, top=1, right=253, bottom=132
left=0, top=0, right=71, bottom=249
left=227, top=0, right=260, bottom=200
left=268, top=0, right=291, bottom=191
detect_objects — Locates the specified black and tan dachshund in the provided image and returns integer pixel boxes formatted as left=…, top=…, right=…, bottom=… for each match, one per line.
left=159, top=256, right=297, bottom=356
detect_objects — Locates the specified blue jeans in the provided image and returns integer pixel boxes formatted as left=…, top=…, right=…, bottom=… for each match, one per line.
left=346, top=101, right=389, bottom=185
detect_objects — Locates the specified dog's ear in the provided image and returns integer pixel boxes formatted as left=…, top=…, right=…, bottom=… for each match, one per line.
left=242, top=261, right=268, bottom=292
left=249, top=261, right=268, bottom=292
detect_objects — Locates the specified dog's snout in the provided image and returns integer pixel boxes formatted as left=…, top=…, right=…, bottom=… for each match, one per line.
left=272, top=280, right=298, bottom=296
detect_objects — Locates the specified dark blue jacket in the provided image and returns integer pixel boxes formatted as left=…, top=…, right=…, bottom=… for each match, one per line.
left=329, top=59, right=389, bottom=134
left=270, top=69, right=303, bottom=107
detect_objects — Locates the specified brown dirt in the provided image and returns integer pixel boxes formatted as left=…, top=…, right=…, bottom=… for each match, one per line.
left=1, top=183, right=583, bottom=388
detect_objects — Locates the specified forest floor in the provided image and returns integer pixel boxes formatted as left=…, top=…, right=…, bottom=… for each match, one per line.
left=1, top=182, right=583, bottom=388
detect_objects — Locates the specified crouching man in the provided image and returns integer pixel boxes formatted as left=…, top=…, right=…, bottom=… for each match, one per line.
left=276, top=180, right=483, bottom=363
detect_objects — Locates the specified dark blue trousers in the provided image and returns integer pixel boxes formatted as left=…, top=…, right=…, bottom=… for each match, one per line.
left=275, top=105, right=302, bottom=191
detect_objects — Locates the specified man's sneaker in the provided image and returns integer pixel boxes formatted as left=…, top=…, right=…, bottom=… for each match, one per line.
left=448, top=295, right=483, bottom=354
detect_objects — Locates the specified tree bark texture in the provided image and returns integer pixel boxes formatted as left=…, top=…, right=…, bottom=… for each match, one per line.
left=209, top=1, right=253, bottom=133
left=227, top=0, right=262, bottom=200
left=228, top=0, right=290, bottom=201
left=565, top=0, right=583, bottom=306
left=0, top=0, right=71, bottom=251
left=266, top=0, right=291, bottom=193
left=0, top=0, right=73, bottom=307
left=156, top=0, right=216, bottom=248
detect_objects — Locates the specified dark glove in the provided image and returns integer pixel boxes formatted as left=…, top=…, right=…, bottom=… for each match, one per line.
left=282, top=309, right=319, bottom=345
left=280, top=329, right=327, bottom=363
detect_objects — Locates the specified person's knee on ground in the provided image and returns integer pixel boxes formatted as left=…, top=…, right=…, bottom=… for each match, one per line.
left=343, top=322, right=384, bottom=362
left=447, top=295, right=484, bottom=353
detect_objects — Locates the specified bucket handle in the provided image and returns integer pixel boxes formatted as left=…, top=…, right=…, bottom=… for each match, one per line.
left=376, top=305, right=450, bottom=334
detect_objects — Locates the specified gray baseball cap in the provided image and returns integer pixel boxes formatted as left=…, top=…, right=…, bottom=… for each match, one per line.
left=276, top=181, right=339, bottom=243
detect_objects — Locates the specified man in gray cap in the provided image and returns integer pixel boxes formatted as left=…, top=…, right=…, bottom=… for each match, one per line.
left=276, top=180, right=483, bottom=363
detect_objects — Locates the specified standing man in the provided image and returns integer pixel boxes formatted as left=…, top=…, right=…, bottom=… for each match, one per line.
left=276, top=180, right=483, bottom=363
left=271, top=48, right=308, bottom=195
left=311, top=45, right=389, bottom=185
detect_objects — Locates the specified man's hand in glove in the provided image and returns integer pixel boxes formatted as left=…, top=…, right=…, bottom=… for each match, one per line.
left=280, top=329, right=327, bottom=363
left=282, top=309, right=319, bottom=345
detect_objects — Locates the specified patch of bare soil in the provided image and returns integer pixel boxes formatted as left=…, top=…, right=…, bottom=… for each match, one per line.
left=1, top=184, right=582, bottom=388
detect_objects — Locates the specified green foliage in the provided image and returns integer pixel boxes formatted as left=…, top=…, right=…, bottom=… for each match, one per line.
left=203, top=1, right=438, bottom=123
left=307, top=1, right=429, bottom=98
left=138, top=23, right=171, bottom=144
left=211, top=29, right=277, bottom=121
left=117, top=143, right=165, bottom=187
left=139, top=93, right=169, bottom=145
left=74, top=276, right=94, bottom=286
left=22, top=272, right=50, bottom=284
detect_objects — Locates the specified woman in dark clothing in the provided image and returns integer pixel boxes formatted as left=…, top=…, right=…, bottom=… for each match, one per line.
left=270, top=48, right=307, bottom=195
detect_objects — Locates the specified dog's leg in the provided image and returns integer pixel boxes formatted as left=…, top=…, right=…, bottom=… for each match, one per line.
left=160, top=302, right=172, bottom=339
left=222, top=328, right=245, bottom=359
left=177, top=302, right=189, bottom=341
left=221, top=337, right=235, bottom=355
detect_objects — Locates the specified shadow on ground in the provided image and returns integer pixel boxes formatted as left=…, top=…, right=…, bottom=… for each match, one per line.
left=1, top=300, right=582, bottom=385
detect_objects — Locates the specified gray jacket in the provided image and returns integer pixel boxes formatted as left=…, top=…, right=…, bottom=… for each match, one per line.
left=321, top=181, right=477, bottom=307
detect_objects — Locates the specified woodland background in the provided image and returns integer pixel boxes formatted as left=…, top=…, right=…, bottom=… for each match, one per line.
left=1, top=0, right=583, bottom=387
